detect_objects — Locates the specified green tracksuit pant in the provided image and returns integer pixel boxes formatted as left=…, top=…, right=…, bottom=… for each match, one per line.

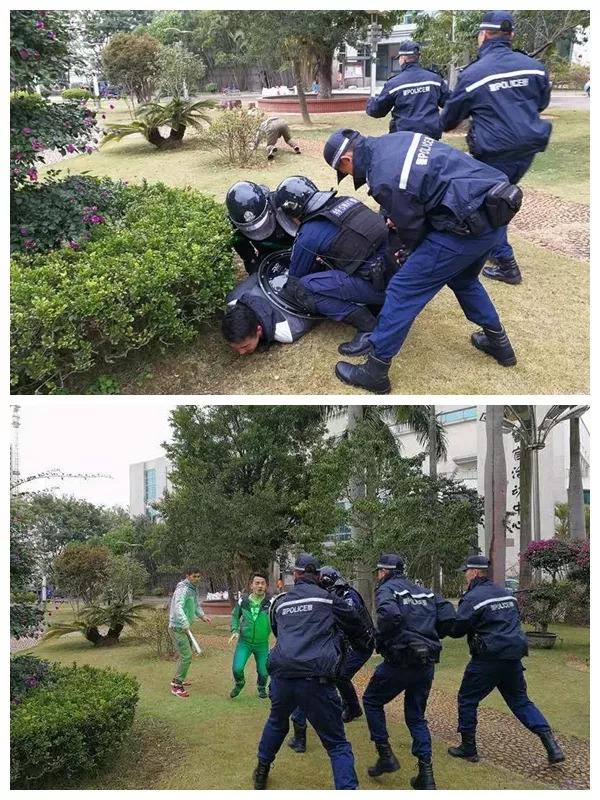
left=232, top=639, right=269, bottom=689
left=170, top=628, right=192, bottom=684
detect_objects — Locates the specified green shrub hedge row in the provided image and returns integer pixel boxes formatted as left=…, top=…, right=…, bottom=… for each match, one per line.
left=11, top=182, right=235, bottom=393
left=11, top=660, right=139, bottom=788
left=61, top=88, right=91, bottom=100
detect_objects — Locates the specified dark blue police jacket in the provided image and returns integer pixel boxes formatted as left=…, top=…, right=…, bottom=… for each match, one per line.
left=441, top=39, right=552, bottom=163
left=452, top=576, right=528, bottom=660
left=268, top=575, right=367, bottom=679
left=374, top=573, right=456, bottom=664
left=366, top=61, right=449, bottom=140
left=351, top=132, right=508, bottom=250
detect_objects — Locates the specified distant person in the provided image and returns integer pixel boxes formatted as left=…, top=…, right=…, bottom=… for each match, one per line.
left=168, top=567, right=212, bottom=698
left=312, top=80, right=320, bottom=94
left=252, top=116, right=301, bottom=161
left=366, top=40, right=449, bottom=140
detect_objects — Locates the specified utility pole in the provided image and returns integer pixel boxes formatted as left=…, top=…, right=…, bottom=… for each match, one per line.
left=11, top=405, right=21, bottom=489
left=367, top=14, right=383, bottom=97
left=449, top=11, right=459, bottom=90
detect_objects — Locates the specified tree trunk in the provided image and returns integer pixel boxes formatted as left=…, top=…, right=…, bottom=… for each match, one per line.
left=316, top=50, right=334, bottom=98
left=346, top=407, right=374, bottom=613
left=293, top=59, right=312, bottom=126
left=169, top=124, right=186, bottom=142
left=147, top=126, right=168, bottom=148
left=519, top=442, right=533, bottom=586
left=568, top=418, right=586, bottom=540
left=428, top=407, right=441, bottom=592
left=105, top=624, right=124, bottom=644
left=484, top=406, right=507, bottom=585
left=83, top=626, right=102, bottom=646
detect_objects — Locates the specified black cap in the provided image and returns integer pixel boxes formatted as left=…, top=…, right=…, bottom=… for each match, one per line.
left=323, top=128, right=360, bottom=184
left=459, top=555, right=490, bottom=572
left=376, top=553, right=405, bottom=572
left=395, top=39, right=421, bottom=57
left=294, top=553, right=321, bottom=573
left=479, top=11, right=515, bottom=34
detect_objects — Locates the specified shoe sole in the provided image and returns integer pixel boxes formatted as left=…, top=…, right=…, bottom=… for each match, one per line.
left=335, top=365, right=391, bottom=394
left=471, top=341, right=517, bottom=367
left=171, top=692, right=189, bottom=698
left=482, top=272, right=522, bottom=285
left=448, top=751, right=479, bottom=762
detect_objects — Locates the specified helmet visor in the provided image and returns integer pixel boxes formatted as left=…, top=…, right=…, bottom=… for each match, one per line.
left=275, top=207, right=299, bottom=237
left=232, top=205, right=277, bottom=241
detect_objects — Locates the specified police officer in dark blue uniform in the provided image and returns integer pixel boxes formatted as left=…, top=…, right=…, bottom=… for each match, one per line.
left=441, top=11, right=552, bottom=285
left=226, top=181, right=298, bottom=274
left=253, top=554, right=370, bottom=790
left=287, top=566, right=376, bottom=754
left=362, top=554, right=456, bottom=789
left=274, top=176, right=399, bottom=355
left=366, top=40, right=449, bottom=139
left=447, top=555, right=565, bottom=765
left=323, top=127, right=521, bottom=393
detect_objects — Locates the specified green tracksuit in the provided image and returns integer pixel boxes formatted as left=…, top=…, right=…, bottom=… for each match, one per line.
left=231, top=592, right=272, bottom=691
left=169, top=579, right=205, bottom=684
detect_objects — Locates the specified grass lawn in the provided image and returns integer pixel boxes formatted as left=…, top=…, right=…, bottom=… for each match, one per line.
left=17, top=610, right=588, bottom=790
left=38, top=103, right=589, bottom=395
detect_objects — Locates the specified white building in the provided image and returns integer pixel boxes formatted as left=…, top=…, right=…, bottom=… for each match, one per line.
left=570, top=26, right=590, bottom=67
left=129, top=456, right=170, bottom=519
left=392, top=406, right=590, bottom=576
left=338, top=16, right=417, bottom=89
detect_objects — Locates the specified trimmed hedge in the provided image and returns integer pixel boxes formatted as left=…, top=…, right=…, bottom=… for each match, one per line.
left=61, top=88, right=91, bottom=100
left=10, top=662, right=139, bottom=788
left=10, top=655, right=54, bottom=706
left=11, top=182, right=235, bottom=393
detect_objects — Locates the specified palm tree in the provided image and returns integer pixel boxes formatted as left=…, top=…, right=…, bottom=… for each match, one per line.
left=484, top=405, right=507, bottom=585
left=44, top=602, right=151, bottom=647
left=138, top=97, right=216, bottom=142
left=324, top=406, right=448, bottom=606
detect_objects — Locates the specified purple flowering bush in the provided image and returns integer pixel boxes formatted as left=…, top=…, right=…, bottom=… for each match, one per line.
left=11, top=182, right=234, bottom=393
left=10, top=656, right=54, bottom=706
left=519, top=538, right=576, bottom=582
left=10, top=173, right=129, bottom=254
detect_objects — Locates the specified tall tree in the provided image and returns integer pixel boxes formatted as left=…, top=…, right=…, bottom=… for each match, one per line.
left=568, top=417, right=586, bottom=540
left=162, top=406, right=327, bottom=604
left=484, top=405, right=507, bottom=585
left=102, top=32, right=161, bottom=104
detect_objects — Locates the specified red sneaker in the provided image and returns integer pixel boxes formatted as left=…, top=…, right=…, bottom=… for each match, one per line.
left=171, top=685, right=189, bottom=698
left=171, top=678, right=191, bottom=687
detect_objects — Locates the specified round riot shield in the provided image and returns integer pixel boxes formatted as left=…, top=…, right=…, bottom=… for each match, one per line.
left=257, top=250, right=326, bottom=320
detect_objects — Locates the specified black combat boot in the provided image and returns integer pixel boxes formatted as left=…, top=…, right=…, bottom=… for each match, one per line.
left=539, top=730, right=565, bottom=764
left=471, top=325, right=517, bottom=366
left=287, top=722, right=307, bottom=753
left=482, top=256, right=522, bottom=284
left=335, top=354, right=392, bottom=394
left=342, top=704, right=363, bottom=723
left=253, top=760, right=271, bottom=789
left=447, top=732, right=480, bottom=763
left=368, top=742, right=401, bottom=777
left=410, top=758, right=437, bottom=790
left=338, top=308, right=377, bottom=356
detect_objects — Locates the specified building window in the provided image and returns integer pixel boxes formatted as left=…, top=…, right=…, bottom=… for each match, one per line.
left=328, top=523, right=353, bottom=543
left=144, top=468, right=157, bottom=503
left=438, top=407, right=478, bottom=425
left=403, top=14, right=414, bottom=25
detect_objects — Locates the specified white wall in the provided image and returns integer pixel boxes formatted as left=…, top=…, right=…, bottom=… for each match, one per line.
left=129, top=456, right=170, bottom=519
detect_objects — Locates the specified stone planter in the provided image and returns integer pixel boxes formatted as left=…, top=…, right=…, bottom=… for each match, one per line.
left=526, top=631, right=558, bottom=649
left=201, top=599, right=232, bottom=616
left=258, top=94, right=369, bottom=114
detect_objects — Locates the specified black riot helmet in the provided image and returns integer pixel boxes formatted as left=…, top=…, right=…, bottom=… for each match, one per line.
left=226, top=181, right=277, bottom=241
left=274, top=176, right=336, bottom=222
left=319, top=565, right=342, bottom=591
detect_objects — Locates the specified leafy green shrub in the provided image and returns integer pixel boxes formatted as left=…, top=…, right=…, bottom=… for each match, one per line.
left=45, top=601, right=152, bottom=646
left=10, top=591, right=37, bottom=603
left=11, top=173, right=130, bottom=254
left=61, top=87, right=90, bottom=100
left=10, top=655, right=54, bottom=706
left=204, top=82, right=218, bottom=93
left=134, top=606, right=175, bottom=658
left=10, top=662, right=139, bottom=788
left=152, top=586, right=166, bottom=596
left=12, top=182, right=234, bottom=392
left=206, top=107, right=265, bottom=165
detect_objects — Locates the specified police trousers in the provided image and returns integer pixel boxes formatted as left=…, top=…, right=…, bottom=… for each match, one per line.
left=478, top=156, right=535, bottom=260
left=457, top=658, right=550, bottom=735
left=258, top=676, right=358, bottom=790
left=299, top=270, right=385, bottom=321
left=292, top=645, right=373, bottom=726
left=369, top=226, right=503, bottom=362
left=362, top=660, right=435, bottom=760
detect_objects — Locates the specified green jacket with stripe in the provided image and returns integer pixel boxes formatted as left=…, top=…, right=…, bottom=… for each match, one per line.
left=231, top=592, right=272, bottom=645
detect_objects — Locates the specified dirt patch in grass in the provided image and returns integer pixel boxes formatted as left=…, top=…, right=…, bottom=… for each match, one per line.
left=512, top=189, right=589, bottom=261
